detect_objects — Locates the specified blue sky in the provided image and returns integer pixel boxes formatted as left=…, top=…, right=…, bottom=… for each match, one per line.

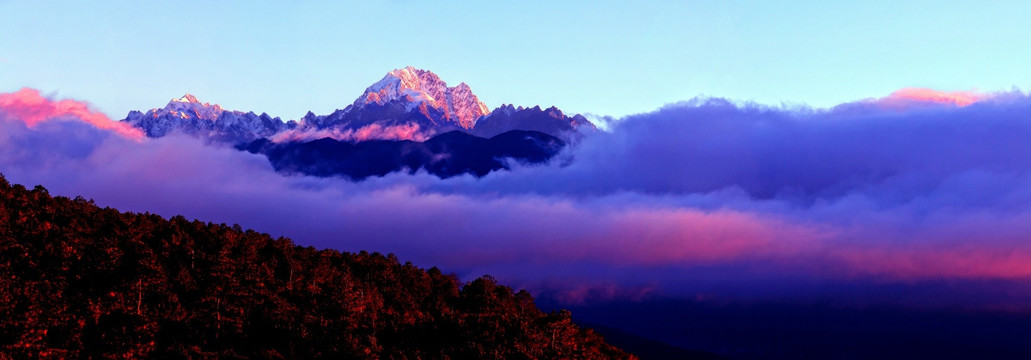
left=2, top=1, right=1028, bottom=119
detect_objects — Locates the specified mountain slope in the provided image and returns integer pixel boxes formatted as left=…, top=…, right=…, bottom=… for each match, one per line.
left=122, top=68, right=595, bottom=143
left=123, top=94, right=294, bottom=144
left=303, top=67, right=592, bottom=141
left=353, top=66, right=489, bottom=129
left=0, top=177, right=634, bottom=359
left=472, top=104, right=597, bottom=139
left=241, top=130, right=565, bottom=180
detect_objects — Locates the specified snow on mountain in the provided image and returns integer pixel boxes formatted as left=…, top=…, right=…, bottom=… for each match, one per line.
left=122, top=68, right=596, bottom=144
left=300, top=66, right=592, bottom=141
left=122, top=94, right=294, bottom=144
left=354, top=66, right=489, bottom=129
left=154, top=93, right=225, bottom=121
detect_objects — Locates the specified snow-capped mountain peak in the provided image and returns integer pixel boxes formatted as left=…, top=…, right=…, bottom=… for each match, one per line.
left=123, top=93, right=291, bottom=143
left=172, top=93, right=201, bottom=103
left=354, top=67, right=489, bottom=129
left=161, top=93, right=225, bottom=120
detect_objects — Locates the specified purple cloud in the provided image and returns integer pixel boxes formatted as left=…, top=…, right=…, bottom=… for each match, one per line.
left=4, top=88, right=1031, bottom=308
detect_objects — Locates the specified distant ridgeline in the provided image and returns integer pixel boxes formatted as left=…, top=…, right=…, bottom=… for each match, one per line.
left=123, top=67, right=595, bottom=180
left=239, top=130, right=565, bottom=180
left=0, top=176, right=633, bottom=358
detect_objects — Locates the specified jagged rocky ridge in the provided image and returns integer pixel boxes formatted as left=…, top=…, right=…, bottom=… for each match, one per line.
left=122, top=67, right=595, bottom=144
left=472, top=104, right=595, bottom=139
left=121, top=67, right=594, bottom=179
left=123, top=94, right=297, bottom=144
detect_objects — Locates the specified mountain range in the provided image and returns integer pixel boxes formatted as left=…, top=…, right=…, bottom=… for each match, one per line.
left=123, top=67, right=595, bottom=145
left=121, top=67, right=593, bottom=179
left=123, top=94, right=296, bottom=144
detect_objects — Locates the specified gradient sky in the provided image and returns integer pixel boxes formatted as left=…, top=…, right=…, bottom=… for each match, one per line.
left=2, top=1, right=1029, bottom=119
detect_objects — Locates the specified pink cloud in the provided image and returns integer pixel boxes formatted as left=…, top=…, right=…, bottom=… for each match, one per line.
left=878, top=87, right=984, bottom=108
left=270, top=122, right=428, bottom=143
left=0, top=88, right=144, bottom=140
left=576, top=207, right=824, bottom=265
left=830, top=247, right=1031, bottom=280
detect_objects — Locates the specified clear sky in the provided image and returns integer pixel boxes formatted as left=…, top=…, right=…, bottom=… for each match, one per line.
left=2, top=1, right=1029, bottom=120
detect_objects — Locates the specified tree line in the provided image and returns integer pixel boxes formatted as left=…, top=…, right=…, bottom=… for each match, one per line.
left=0, top=175, right=633, bottom=359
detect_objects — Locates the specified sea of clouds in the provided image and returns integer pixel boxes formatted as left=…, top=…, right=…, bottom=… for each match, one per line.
left=4, top=87, right=1031, bottom=308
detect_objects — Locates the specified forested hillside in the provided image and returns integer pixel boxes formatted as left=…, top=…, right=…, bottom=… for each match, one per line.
left=0, top=176, right=633, bottom=359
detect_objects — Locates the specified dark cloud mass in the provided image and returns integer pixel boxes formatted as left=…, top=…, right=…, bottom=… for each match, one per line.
left=4, top=89, right=1031, bottom=309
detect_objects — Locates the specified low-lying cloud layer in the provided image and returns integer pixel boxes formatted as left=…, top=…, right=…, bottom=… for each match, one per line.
left=0, top=88, right=144, bottom=140
left=4, top=88, right=1031, bottom=308
left=270, top=122, right=428, bottom=143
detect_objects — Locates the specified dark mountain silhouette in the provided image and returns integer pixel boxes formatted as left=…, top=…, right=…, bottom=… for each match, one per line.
left=471, top=104, right=596, bottom=139
left=240, top=130, right=565, bottom=180
left=0, top=176, right=634, bottom=359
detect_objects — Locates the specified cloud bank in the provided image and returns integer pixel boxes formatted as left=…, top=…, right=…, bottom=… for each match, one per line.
left=270, top=122, right=429, bottom=143
left=0, top=88, right=144, bottom=140
left=4, top=87, right=1031, bottom=308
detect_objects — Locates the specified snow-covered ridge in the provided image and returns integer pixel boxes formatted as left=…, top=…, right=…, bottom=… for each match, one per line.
left=355, top=66, right=489, bottom=129
left=159, top=93, right=225, bottom=120
left=171, top=94, right=200, bottom=103
left=121, top=68, right=594, bottom=144
left=123, top=94, right=292, bottom=143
